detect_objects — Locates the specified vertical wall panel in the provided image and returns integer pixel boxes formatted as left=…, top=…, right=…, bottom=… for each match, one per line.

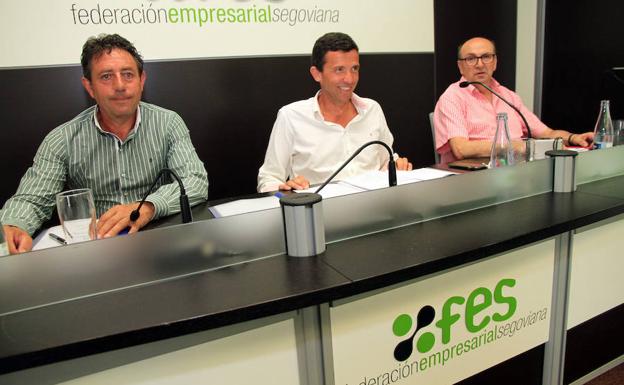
left=434, top=0, right=518, bottom=100
left=542, top=0, right=624, bottom=131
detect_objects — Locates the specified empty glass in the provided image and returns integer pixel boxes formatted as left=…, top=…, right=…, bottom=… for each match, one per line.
left=56, top=188, right=97, bottom=244
left=614, top=120, right=624, bottom=146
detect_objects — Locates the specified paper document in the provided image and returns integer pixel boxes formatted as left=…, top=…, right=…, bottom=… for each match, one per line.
left=209, top=168, right=455, bottom=218
left=340, top=168, right=456, bottom=191
left=209, top=196, right=281, bottom=218
left=565, top=146, right=590, bottom=152
left=296, top=183, right=366, bottom=198
left=32, top=225, right=65, bottom=251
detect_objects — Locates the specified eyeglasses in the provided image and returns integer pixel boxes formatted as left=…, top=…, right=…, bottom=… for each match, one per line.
left=458, top=53, right=496, bottom=66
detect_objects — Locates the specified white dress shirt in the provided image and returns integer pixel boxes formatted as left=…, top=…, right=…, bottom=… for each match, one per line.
left=257, top=92, right=394, bottom=192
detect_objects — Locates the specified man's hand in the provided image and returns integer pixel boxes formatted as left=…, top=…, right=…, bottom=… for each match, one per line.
left=395, top=157, right=413, bottom=171
left=97, top=202, right=155, bottom=239
left=569, top=132, right=594, bottom=147
left=512, top=140, right=527, bottom=154
left=3, top=225, right=33, bottom=254
left=279, top=175, right=310, bottom=191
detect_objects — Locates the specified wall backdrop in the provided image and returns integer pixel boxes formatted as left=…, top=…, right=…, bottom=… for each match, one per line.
left=541, top=0, right=624, bottom=131
left=0, top=0, right=435, bottom=201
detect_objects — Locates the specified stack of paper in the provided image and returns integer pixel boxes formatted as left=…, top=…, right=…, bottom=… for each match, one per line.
left=209, top=196, right=281, bottom=218
left=209, top=168, right=456, bottom=218
left=339, top=168, right=455, bottom=190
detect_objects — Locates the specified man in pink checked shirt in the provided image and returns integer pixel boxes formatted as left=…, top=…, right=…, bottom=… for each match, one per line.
left=434, top=37, right=594, bottom=164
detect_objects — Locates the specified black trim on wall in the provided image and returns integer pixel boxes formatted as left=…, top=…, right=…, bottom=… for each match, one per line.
left=0, top=65, right=91, bottom=206
left=0, top=53, right=434, bottom=204
left=564, top=303, right=624, bottom=384
left=434, top=0, right=518, bottom=100
left=542, top=0, right=624, bottom=132
left=455, top=344, right=544, bottom=385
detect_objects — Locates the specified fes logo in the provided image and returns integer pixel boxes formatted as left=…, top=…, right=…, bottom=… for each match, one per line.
left=392, top=306, right=436, bottom=361
left=391, top=278, right=518, bottom=362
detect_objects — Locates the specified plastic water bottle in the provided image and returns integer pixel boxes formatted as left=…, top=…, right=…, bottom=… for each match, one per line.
left=593, top=100, right=614, bottom=150
left=489, top=113, right=515, bottom=167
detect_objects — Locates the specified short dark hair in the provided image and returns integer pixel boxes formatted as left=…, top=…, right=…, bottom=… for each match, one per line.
left=81, top=33, right=144, bottom=80
left=457, top=37, right=496, bottom=59
left=311, top=32, right=359, bottom=71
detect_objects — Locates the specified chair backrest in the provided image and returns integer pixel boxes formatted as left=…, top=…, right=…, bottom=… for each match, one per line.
left=429, top=112, right=441, bottom=164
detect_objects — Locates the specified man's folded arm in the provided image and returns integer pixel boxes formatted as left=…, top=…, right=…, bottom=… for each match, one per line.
left=0, top=134, right=67, bottom=235
left=145, top=113, right=208, bottom=220
left=434, top=96, right=481, bottom=160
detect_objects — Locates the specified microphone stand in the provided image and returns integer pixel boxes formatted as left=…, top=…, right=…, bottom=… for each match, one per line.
left=130, top=168, right=193, bottom=224
left=279, top=140, right=396, bottom=257
left=314, top=140, right=397, bottom=194
left=460, top=81, right=532, bottom=139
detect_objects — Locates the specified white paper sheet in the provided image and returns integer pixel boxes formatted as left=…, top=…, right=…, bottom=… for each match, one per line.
left=209, top=196, right=281, bottom=218
left=339, top=168, right=456, bottom=190
left=205, top=168, right=456, bottom=218
left=295, top=183, right=366, bottom=198
left=32, top=225, right=65, bottom=251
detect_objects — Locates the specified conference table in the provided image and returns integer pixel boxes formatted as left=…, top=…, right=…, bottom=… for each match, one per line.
left=0, top=147, right=623, bottom=385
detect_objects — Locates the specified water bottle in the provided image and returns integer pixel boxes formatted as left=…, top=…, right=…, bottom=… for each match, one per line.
left=0, top=222, right=9, bottom=256
left=593, top=100, right=614, bottom=149
left=489, top=113, right=515, bottom=167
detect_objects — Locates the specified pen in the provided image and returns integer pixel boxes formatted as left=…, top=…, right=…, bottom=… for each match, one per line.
left=49, top=233, right=67, bottom=245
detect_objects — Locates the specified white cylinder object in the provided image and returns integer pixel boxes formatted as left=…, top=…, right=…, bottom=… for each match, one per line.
left=279, top=193, right=325, bottom=257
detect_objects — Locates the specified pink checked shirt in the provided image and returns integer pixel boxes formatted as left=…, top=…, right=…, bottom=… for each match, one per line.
left=434, top=78, right=548, bottom=163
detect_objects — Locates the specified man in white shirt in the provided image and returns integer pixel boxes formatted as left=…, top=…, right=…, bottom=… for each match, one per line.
left=257, top=32, right=411, bottom=192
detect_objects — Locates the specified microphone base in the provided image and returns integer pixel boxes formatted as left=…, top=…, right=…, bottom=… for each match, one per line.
left=279, top=193, right=325, bottom=257
left=180, top=194, right=193, bottom=223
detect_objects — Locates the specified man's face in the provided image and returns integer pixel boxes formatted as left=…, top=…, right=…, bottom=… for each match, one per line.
left=81, top=48, right=145, bottom=122
left=310, top=49, right=360, bottom=106
left=457, top=38, right=497, bottom=85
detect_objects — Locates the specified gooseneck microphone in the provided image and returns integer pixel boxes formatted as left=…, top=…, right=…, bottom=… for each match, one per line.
left=460, top=80, right=532, bottom=139
left=314, top=140, right=397, bottom=194
left=130, top=168, right=193, bottom=224
left=609, top=67, right=624, bottom=86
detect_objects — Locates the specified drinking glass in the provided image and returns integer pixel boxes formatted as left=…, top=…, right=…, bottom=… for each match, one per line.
left=614, top=119, right=624, bottom=146
left=56, top=188, right=97, bottom=244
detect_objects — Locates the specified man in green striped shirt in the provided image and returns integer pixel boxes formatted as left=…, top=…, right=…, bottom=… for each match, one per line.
left=0, top=34, right=208, bottom=253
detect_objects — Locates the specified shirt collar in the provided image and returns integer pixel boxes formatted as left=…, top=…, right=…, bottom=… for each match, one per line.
left=92, top=104, right=142, bottom=138
left=459, top=76, right=501, bottom=94
left=312, top=90, right=369, bottom=120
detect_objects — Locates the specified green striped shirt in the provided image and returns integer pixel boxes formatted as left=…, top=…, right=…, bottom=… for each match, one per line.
left=0, top=102, right=208, bottom=235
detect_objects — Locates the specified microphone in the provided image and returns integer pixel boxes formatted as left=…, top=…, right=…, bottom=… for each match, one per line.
left=609, top=67, right=624, bottom=86
left=314, top=140, right=397, bottom=193
left=460, top=80, right=532, bottom=139
left=130, top=168, right=193, bottom=224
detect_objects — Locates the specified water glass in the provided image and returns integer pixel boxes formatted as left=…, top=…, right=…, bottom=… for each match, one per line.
left=56, top=188, right=97, bottom=244
left=523, top=138, right=535, bottom=162
left=614, top=120, right=624, bottom=146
